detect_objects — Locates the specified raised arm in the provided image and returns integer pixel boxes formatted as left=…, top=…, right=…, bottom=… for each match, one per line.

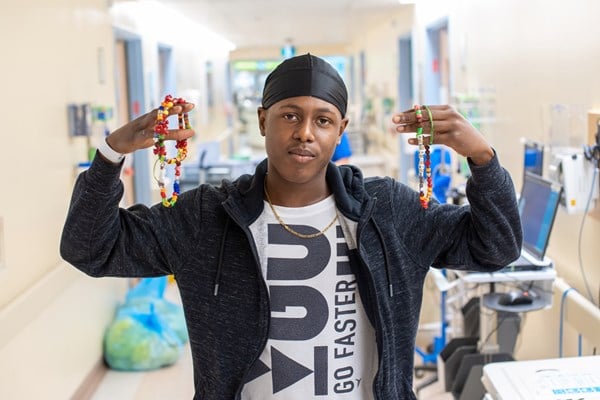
left=391, top=105, right=522, bottom=270
left=60, top=103, right=196, bottom=278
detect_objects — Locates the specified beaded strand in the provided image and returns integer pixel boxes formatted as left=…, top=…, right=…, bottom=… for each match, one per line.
left=414, top=104, right=433, bottom=209
left=153, top=95, right=190, bottom=208
left=423, top=105, right=435, bottom=146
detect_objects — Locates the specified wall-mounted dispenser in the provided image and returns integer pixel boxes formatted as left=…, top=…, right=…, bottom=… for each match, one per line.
left=67, top=103, right=92, bottom=136
left=549, top=147, right=598, bottom=214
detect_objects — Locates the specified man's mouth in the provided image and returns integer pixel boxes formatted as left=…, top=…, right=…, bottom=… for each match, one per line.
left=288, top=148, right=315, bottom=157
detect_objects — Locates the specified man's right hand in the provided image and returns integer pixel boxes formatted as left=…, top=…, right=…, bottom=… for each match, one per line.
left=106, top=103, right=196, bottom=155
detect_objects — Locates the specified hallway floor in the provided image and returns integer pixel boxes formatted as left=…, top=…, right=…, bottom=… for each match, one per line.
left=91, top=345, right=194, bottom=399
left=91, top=348, right=451, bottom=399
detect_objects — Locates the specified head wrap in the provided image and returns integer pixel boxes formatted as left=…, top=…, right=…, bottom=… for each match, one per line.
left=261, top=53, right=348, bottom=117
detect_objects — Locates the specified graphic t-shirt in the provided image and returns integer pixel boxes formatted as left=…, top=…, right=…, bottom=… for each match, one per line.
left=242, top=196, right=378, bottom=399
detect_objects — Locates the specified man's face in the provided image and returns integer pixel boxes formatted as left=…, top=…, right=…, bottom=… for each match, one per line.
left=258, top=96, right=348, bottom=185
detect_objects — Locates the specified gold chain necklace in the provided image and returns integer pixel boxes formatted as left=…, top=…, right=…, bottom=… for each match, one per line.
left=263, top=180, right=338, bottom=239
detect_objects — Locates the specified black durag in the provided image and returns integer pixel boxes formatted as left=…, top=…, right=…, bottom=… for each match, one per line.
left=261, top=53, right=348, bottom=117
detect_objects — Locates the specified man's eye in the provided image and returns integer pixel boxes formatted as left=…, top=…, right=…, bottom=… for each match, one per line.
left=284, top=113, right=297, bottom=121
left=318, top=118, right=331, bottom=126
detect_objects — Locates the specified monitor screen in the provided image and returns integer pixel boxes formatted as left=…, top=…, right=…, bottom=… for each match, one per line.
left=518, top=172, right=562, bottom=260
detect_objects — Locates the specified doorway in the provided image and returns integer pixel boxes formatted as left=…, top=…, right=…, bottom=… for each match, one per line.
left=114, top=30, right=150, bottom=206
left=424, top=19, right=450, bottom=105
left=398, top=34, right=414, bottom=112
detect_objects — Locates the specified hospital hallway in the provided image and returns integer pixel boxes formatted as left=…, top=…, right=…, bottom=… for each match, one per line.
left=2, top=0, right=600, bottom=399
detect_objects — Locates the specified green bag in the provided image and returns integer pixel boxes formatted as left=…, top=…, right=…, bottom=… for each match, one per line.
left=103, top=277, right=188, bottom=371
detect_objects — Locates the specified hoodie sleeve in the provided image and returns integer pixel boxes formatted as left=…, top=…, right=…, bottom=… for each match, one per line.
left=395, top=151, right=523, bottom=272
left=60, top=152, right=184, bottom=278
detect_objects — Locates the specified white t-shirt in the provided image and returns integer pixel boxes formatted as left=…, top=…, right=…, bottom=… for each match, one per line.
left=242, top=195, right=377, bottom=399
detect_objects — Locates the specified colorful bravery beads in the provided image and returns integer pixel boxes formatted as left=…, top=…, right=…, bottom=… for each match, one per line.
left=153, top=95, right=190, bottom=208
left=414, top=104, right=433, bottom=209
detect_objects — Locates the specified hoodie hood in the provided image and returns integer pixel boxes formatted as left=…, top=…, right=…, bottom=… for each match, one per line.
left=221, top=158, right=371, bottom=227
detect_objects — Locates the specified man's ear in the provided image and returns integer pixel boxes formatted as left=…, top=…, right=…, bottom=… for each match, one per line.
left=338, top=117, right=349, bottom=138
left=257, top=107, right=266, bottom=136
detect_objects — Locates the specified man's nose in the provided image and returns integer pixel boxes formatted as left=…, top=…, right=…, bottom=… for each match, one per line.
left=294, top=119, right=315, bottom=142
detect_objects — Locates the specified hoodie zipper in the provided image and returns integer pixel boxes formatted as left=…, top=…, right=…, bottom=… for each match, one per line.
left=355, top=197, right=386, bottom=400
left=222, top=205, right=271, bottom=400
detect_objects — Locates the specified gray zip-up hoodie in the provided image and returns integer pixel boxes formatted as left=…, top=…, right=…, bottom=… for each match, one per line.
left=60, top=152, right=521, bottom=399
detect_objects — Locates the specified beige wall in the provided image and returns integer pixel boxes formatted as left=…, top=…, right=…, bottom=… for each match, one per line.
left=0, top=0, right=116, bottom=310
left=0, top=1, right=232, bottom=398
left=0, top=1, right=126, bottom=398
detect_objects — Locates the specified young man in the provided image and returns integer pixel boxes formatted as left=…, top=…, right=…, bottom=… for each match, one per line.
left=61, top=53, right=521, bottom=399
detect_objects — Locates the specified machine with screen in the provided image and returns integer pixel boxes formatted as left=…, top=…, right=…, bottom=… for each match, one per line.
left=506, top=172, right=562, bottom=270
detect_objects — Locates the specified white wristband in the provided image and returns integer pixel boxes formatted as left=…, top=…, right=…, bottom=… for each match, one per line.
left=97, top=137, right=125, bottom=164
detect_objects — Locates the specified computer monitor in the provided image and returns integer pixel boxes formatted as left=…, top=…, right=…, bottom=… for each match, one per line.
left=518, top=172, right=562, bottom=261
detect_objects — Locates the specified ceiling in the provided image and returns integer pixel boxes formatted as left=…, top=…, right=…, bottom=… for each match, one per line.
left=154, top=0, right=407, bottom=49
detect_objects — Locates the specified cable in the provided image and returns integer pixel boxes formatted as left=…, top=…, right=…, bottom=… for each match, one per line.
left=576, top=165, right=598, bottom=305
